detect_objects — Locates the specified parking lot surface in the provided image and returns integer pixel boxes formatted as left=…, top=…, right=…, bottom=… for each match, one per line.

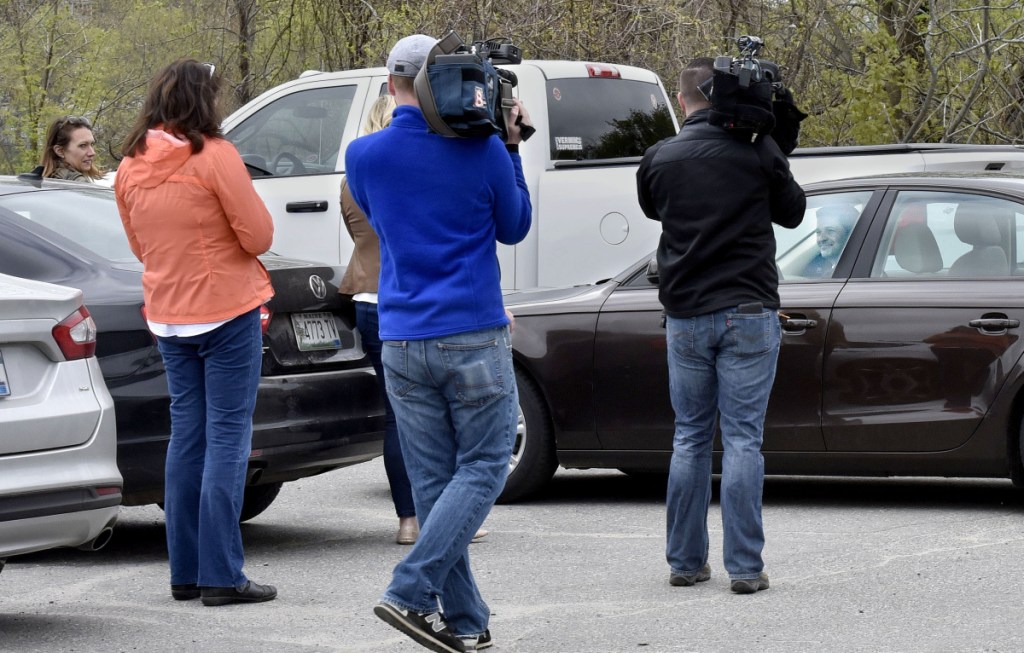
left=3, top=461, right=1024, bottom=652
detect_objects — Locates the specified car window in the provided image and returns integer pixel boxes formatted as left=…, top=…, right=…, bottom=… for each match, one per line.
left=546, top=78, right=675, bottom=161
left=224, top=85, right=356, bottom=177
left=0, top=189, right=136, bottom=263
left=776, top=191, right=873, bottom=280
left=870, top=190, right=1020, bottom=278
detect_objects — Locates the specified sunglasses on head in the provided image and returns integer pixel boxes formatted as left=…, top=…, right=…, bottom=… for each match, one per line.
left=54, top=116, right=92, bottom=132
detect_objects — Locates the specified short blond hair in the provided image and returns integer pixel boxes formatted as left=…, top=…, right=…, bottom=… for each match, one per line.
left=362, top=95, right=397, bottom=135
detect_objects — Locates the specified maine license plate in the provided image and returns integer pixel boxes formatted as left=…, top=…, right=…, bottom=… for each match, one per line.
left=0, top=349, right=10, bottom=397
left=291, top=312, right=342, bottom=351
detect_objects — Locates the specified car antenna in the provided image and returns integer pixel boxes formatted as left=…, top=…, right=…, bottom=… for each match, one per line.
left=17, top=166, right=45, bottom=188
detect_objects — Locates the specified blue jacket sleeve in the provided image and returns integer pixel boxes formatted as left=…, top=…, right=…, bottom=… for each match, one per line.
left=489, top=139, right=532, bottom=245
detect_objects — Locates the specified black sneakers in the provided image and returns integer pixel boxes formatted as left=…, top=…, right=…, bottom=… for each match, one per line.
left=730, top=572, right=770, bottom=594
left=200, top=580, right=278, bottom=606
left=374, top=601, right=466, bottom=653
left=669, top=563, right=711, bottom=587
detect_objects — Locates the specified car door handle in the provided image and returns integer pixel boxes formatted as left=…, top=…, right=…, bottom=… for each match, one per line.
left=782, top=318, right=817, bottom=332
left=969, top=318, right=1020, bottom=331
left=286, top=201, right=328, bottom=213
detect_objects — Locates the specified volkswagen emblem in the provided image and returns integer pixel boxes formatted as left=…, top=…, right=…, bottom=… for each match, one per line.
left=308, top=275, right=327, bottom=300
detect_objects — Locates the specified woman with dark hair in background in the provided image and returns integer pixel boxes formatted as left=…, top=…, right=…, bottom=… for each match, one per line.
left=41, top=115, right=105, bottom=181
left=115, top=58, right=277, bottom=607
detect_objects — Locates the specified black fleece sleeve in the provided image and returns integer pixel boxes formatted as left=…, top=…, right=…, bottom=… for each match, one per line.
left=759, top=136, right=806, bottom=229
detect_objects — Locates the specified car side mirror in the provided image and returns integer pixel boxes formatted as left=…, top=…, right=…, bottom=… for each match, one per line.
left=645, top=257, right=659, bottom=285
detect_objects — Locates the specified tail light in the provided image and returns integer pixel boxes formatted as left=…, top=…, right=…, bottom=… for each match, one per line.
left=52, top=306, right=97, bottom=360
left=587, top=64, right=620, bottom=79
left=260, top=305, right=272, bottom=335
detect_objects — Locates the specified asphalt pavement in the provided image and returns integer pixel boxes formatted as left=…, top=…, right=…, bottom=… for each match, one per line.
left=3, top=460, right=1024, bottom=652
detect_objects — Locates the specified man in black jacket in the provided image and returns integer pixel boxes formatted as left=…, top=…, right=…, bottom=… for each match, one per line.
left=636, top=57, right=805, bottom=594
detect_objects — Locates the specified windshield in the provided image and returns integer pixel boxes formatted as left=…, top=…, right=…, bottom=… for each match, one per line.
left=546, top=78, right=675, bottom=161
left=0, top=187, right=137, bottom=263
left=224, top=85, right=356, bottom=176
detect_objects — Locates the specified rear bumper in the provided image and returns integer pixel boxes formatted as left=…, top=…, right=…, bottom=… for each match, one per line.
left=117, top=365, right=385, bottom=505
left=0, top=357, right=122, bottom=557
left=0, top=507, right=120, bottom=558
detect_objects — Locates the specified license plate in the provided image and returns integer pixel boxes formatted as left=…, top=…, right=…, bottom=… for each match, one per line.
left=290, top=312, right=342, bottom=351
left=0, top=349, right=10, bottom=397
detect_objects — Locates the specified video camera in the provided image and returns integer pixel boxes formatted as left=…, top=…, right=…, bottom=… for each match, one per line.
left=711, top=36, right=780, bottom=93
left=414, top=31, right=535, bottom=141
left=704, top=35, right=787, bottom=137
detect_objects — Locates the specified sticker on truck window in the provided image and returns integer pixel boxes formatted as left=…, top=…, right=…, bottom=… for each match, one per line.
left=555, top=136, right=583, bottom=151
left=552, top=87, right=562, bottom=101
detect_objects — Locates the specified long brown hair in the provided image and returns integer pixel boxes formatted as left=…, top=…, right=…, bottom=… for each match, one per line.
left=122, top=59, right=223, bottom=157
left=41, top=116, right=105, bottom=180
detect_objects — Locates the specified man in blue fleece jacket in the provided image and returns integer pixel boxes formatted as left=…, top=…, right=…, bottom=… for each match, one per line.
left=346, top=34, right=532, bottom=653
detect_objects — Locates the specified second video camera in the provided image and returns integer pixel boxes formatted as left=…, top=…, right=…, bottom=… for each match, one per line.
left=705, top=35, right=784, bottom=136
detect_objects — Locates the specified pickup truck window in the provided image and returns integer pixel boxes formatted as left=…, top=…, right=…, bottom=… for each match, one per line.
left=225, top=85, right=357, bottom=177
left=546, top=79, right=674, bottom=161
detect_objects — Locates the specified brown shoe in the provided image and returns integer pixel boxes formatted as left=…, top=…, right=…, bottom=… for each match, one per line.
left=730, top=572, right=770, bottom=594
left=396, top=517, right=418, bottom=545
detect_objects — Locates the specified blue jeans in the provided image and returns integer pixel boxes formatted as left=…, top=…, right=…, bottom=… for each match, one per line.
left=665, top=307, right=780, bottom=580
left=380, top=326, right=516, bottom=637
left=355, top=301, right=415, bottom=518
left=156, top=307, right=262, bottom=588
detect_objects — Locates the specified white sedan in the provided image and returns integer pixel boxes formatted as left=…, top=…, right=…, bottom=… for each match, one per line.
left=0, top=273, right=122, bottom=573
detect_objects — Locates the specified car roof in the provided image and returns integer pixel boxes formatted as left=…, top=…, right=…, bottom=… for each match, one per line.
left=803, top=170, right=1024, bottom=193
left=0, top=174, right=112, bottom=196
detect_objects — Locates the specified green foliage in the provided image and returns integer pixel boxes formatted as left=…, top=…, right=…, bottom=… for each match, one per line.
left=2, top=0, right=1023, bottom=174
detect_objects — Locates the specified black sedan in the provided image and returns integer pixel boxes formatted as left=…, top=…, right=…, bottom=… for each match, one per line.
left=0, top=175, right=384, bottom=520
left=501, top=172, right=1024, bottom=502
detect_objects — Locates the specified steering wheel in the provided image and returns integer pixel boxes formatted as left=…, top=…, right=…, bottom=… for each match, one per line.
left=272, top=152, right=307, bottom=175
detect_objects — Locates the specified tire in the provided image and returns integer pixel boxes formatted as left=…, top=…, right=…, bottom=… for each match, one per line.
left=239, top=482, right=283, bottom=522
left=498, top=369, right=558, bottom=503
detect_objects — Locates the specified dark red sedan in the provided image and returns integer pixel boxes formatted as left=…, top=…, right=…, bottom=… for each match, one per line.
left=501, top=172, right=1024, bottom=502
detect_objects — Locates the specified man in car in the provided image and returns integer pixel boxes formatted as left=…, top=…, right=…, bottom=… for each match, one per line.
left=801, top=204, right=859, bottom=278
left=636, top=57, right=805, bottom=594
left=345, top=34, right=533, bottom=652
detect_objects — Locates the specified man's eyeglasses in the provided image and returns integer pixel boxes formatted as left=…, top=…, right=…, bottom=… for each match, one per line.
left=202, top=62, right=216, bottom=78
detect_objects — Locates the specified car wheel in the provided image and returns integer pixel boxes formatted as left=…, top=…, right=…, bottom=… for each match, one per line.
left=498, top=369, right=558, bottom=503
left=239, top=482, right=283, bottom=522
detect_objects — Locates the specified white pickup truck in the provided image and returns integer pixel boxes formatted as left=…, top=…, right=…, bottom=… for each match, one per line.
left=222, top=60, right=680, bottom=290
left=223, top=65, right=1024, bottom=290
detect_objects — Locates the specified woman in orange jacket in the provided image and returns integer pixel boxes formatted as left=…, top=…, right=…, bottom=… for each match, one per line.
left=115, top=59, right=277, bottom=607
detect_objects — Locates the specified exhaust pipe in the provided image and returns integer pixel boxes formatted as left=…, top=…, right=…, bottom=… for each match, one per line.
left=78, top=520, right=116, bottom=552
